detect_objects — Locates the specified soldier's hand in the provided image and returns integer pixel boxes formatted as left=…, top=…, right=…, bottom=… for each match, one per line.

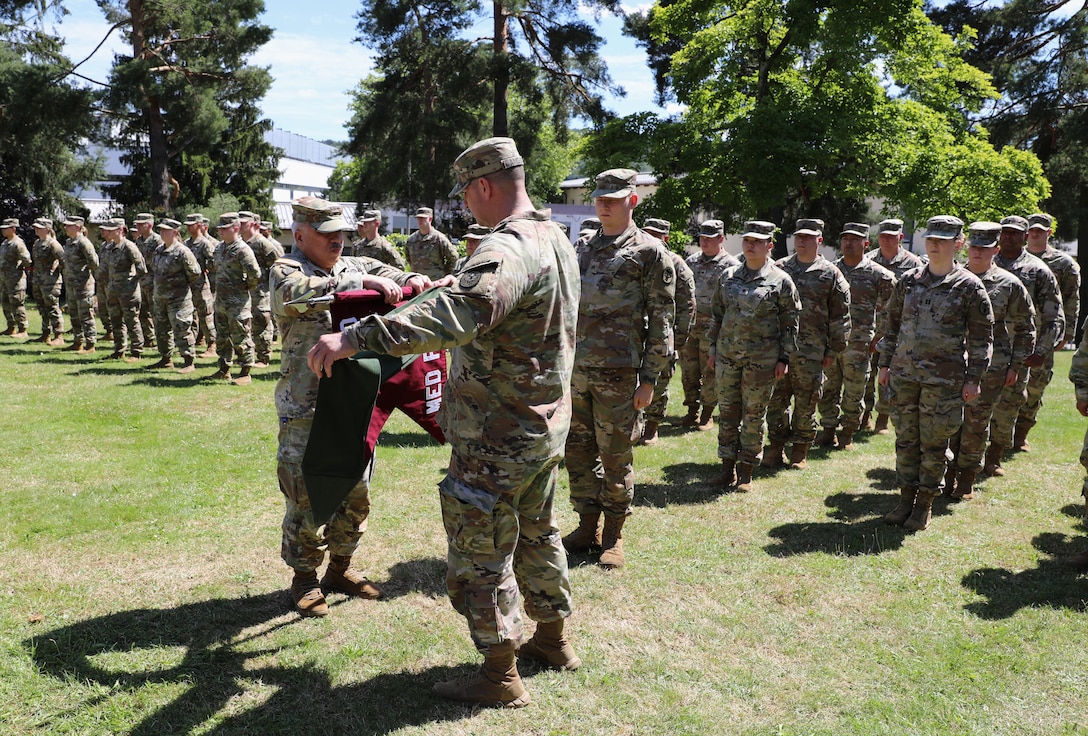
left=362, top=275, right=403, bottom=304
left=962, top=381, right=981, bottom=403
left=1024, top=353, right=1045, bottom=368
left=307, top=332, right=355, bottom=378
left=431, top=275, right=457, bottom=289
left=632, top=382, right=654, bottom=410
left=774, top=361, right=788, bottom=379
left=403, top=275, right=433, bottom=293
left=878, top=366, right=890, bottom=387
left=1004, top=369, right=1018, bottom=387
left=1078, top=399, right=1088, bottom=417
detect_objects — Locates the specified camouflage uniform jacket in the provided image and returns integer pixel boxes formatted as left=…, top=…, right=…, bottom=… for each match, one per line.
left=271, top=252, right=416, bottom=421
left=32, top=236, right=64, bottom=286
left=974, top=264, right=1036, bottom=376
left=1032, top=246, right=1080, bottom=343
left=879, top=265, right=994, bottom=387
left=872, top=247, right=925, bottom=279
left=185, top=234, right=218, bottom=284
left=246, top=233, right=285, bottom=284
left=346, top=208, right=580, bottom=464
left=63, top=235, right=99, bottom=287
left=707, top=261, right=800, bottom=363
left=152, top=242, right=202, bottom=302
left=97, top=237, right=147, bottom=292
left=575, top=223, right=676, bottom=387
left=405, top=229, right=458, bottom=280
left=833, top=256, right=895, bottom=347
left=686, top=250, right=740, bottom=316
left=350, top=235, right=406, bottom=270
left=213, top=239, right=260, bottom=311
left=1069, top=339, right=1088, bottom=402
left=776, top=253, right=851, bottom=361
left=0, top=235, right=31, bottom=288
left=995, top=249, right=1064, bottom=356
left=133, top=233, right=163, bottom=282
left=667, top=249, right=697, bottom=348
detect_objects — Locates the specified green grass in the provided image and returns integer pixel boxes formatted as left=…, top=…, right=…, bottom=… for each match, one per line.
left=2, top=310, right=1088, bottom=735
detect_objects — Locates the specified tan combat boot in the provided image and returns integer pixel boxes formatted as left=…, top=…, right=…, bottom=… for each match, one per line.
left=677, top=405, right=699, bottom=427
left=816, top=427, right=836, bottom=447
left=836, top=426, right=856, bottom=451
left=432, top=641, right=530, bottom=708
left=639, top=421, right=660, bottom=446
left=598, top=515, right=627, bottom=569
left=951, top=469, right=976, bottom=501
left=696, top=404, right=715, bottom=431
left=517, top=619, right=582, bottom=671
left=717, top=459, right=736, bottom=487
left=859, top=410, right=872, bottom=432
left=983, top=444, right=1005, bottom=477
left=1013, top=421, right=1032, bottom=452
left=788, top=443, right=811, bottom=470
left=874, top=413, right=890, bottom=435
left=210, top=359, right=231, bottom=380
left=176, top=356, right=196, bottom=374
left=562, top=513, right=602, bottom=553
left=147, top=356, right=173, bottom=369
left=943, top=464, right=958, bottom=496
left=322, top=555, right=382, bottom=599
left=735, top=462, right=754, bottom=493
left=199, top=344, right=218, bottom=359
left=232, top=365, right=252, bottom=386
left=904, top=490, right=937, bottom=531
left=290, top=570, right=328, bottom=617
left=761, top=443, right=785, bottom=468
left=884, top=487, right=917, bottom=526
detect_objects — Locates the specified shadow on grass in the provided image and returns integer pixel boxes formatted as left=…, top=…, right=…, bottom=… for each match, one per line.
left=25, top=590, right=476, bottom=735
left=764, top=491, right=910, bottom=557
left=635, top=461, right=731, bottom=507
left=962, top=531, right=1088, bottom=620
left=865, top=466, right=899, bottom=491
left=380, top=556, right=448, bottom=600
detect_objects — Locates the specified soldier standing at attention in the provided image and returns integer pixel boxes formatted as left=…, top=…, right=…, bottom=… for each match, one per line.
left=184, top=213, right=218, bottom=356
left=132, top=213, right=162, bottom=350
left=985, top=214, right=1063, bottom=476
left=309, top=137, right=582, bottom=708
left=868, top=218, right=925, bottom=433
left=1066, top=338, right=1088, bottom=571
left=61, top=216, right=99, bottom=353
left=405, top=206, right=458, bottom=279
left=680, top=219, right=740, bottom=430
left=575, top=216, right=600, bottom=247
left=452, top=223, right=489, bottom=273
left=30, top=218, right=66, bottom=345
left=640, top=217, right=697, bottom=445
left=818, top=223, right=895, bottom=451
left=879, top=216, right=993, bottom=532
left=562, top=168, right=675, bottom=569
left=209, top=213, right=260, bottom=385
left=239, top=211, right=284, bottom=367
left=708, top=221, right=800, bottom=492
left=766, top=218, right=851, bottom=470
left=350, top=209, right=406, bottom=268
left=0, top=218, right=32, bottom=337
left=96, top=218, right=147, bottom=362
left=148, top=218, right=203, bottom=373
left=947, top=222, right=1035, bottom=501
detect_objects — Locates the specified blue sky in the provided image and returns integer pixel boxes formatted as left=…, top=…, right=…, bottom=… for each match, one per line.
left=56, top=0, right=673, bottom=143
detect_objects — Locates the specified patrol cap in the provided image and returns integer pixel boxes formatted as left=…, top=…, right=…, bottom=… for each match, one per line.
left=237, top=210, right=258, bottom=223
left=923, top=215, right=964, bottom=240
left=157, top=218, right=182, bottom=231
left=740, top=220, right=776, bottom=240
left=449, top=137, right=525, bottom=197
left=217, top=212, right=241, bottom=228
left=644, top=218, right=671, bottom=236
left=967, top=221, right=1002, bottom=248
left=698, top=219, right=725, bottom=237
left=99, top=217, right=125, bottom=231
left=1028, top=213, right=1053, bottom=230
left=260, top=220, right=273, bottom=229
left=33, top=217, right=53, bottom=229
left=358, top=209, right=381, bottom=223
left=878, top=218, right=904, bottom=234
left=63, top=216, right=84, bottom=227
left=840, top=222, right=869, bottom=238
left=291, top=197, right=347, bottom=234
left=184, top=213, right=204, bottom=225
left=793, top=218, right=825, bottom=236
left=1, top=217, right=18, bottom=228
left=591, top=168, right=638, bottom=199
left=201, top=216, right=211, bottom=225
left=415, top=206, right=433, bottom=218
left=1000, top=215, right=1028, bottom=232
left=465, top=224, right=490, bottom=239
left=133, top=212, right=154, bottom=224
left=580, top=217, right=601, bottom=231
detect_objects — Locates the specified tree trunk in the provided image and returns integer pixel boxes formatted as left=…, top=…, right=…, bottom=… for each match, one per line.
left=131, top=0, right=172, bottom=212
left=493, top=2, right=509, bottom=137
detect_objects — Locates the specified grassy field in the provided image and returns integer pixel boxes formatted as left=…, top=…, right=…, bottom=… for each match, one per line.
left=1, top=312, right=1087, bottom=735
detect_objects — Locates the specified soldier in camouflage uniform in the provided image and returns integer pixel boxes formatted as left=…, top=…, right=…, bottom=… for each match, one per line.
left=947, top=223, right=1036, bottom=501
left=209, top=213, right=260, bottom=385
left=0, top=218, right=32, bottom=337
left=708, top=220, right=800, bottom=493
left=562, top=168, right=676, bottom=570
left=766, top=219, right=851, bottom=470
left=61, top=216, right=99, bottom=353
left=31, top=218, right=66, bottom=344
left=148, top=219, right=203, bottom=372
left=1067, top=338, right=1088, bottom=558
left=184, top=213, right=218, bottom=356
left=405, top=206, right=458, bottom=279
left=309, top=137, right=581, bottom=708
left=868, top=218, right=925, bottom=433
left=271, top=196, right=432, bottom=619
left=348, top=208, right=407, bottom=268
left=680, top=219, right=740, bottom=430
left=575, top=216, right=600, bottom=248
left=240, top=211, right=285, bottom=367
left=818, top=223, right=895, bottom=450
left=640, top=218, right=696, bottom=445
left=96, top=218, right=147, bottom=361
left=132, top=213, right=162, bottom=350
left=452, top=223, right=488, bottom=273
left=879, top=216, right=993, bottom=532
left=985, top=214, right=1064, bottom=476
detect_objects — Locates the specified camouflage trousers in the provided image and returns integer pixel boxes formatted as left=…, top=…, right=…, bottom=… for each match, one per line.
left=441, top=452, right=572, bottom=652
left=65, top=279, right=96, bottom=346
left=105, top=285, right=144, bottom=355
left=864, top=351, right=894, bottom=417
left=566, top=367, right=639, bottom=517
left=889, top=376, right=963, bottom=494
left=1018, top=349, right=1057, bottom=431
left=139, top=277, right=155, bottom=346
left=988, top=369, right=1029, bottom=450
left=278, top=417, right=372, bottom=572
left=214, top=298, right=255, bottom=368
left=251, top=286, right=274, bottom=363
left=645, top=353, right=678, bottom=424
left=767, top=355, right=825, bottom=445
left=680, top=319, right=716, bottom=409
left=951, top=368, right=1006, bottom=471
left=819, top=342, right=871, bottom=432
left=716, top=355, right=778, bottom=464
left=1, top=275, right=27, bottom=331
left=1079, top=428, right=1088, bottom=502
left=191, top=280, right=215, bottom=344
left=32, top=280, right=64, bottom=338
left=153, top=294, right=195, bottom=360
